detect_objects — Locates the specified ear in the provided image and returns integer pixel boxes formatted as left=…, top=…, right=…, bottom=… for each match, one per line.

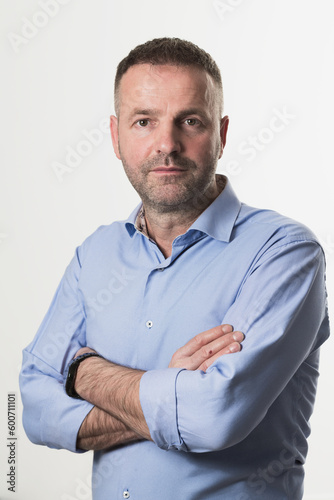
left=110, top=115, right=121, bottom=159
left=219, top=115, right=229, bottom=158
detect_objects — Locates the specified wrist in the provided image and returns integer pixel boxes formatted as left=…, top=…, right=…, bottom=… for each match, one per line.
left=75, top=355, right=111, bottom=401
left=64, top=352, right=102, bottom=399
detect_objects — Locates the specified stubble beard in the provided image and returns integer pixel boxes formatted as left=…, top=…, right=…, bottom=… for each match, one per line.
left=120, top=150, right=221, bottom=216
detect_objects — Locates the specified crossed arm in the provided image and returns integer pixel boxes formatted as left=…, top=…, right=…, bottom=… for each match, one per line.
left=75, top=324, right=244, bottom=450
left=20, top=239, right=327, bottom=454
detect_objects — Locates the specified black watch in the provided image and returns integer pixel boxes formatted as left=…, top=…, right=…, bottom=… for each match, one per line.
left=64, top=353, right=101, bottom=399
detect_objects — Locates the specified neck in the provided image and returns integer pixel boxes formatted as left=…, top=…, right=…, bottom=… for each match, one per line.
left=145, top=211, right=200, bottom=258
left=143, top=176, right=225, bottom=258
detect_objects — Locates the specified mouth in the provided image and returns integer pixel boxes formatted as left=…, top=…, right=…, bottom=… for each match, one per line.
left=150, top=167, right=186, bottom=174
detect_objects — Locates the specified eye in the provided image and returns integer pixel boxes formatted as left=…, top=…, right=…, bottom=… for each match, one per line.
left=137, top=119, right=149, bottom=127
left=185, top=118, right=200, bottom=126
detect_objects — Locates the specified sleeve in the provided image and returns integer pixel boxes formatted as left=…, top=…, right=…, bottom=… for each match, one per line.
left=19, top=246, right=94, bottom=452
left=139, top=239, right=330, bottom=453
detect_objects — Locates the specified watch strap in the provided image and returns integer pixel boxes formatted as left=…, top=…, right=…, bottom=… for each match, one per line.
left=64, top=352, right=101, bottom=399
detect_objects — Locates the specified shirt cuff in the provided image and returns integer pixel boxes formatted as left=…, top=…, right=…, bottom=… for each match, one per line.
left=20, top=350, right=94, bottom=453
left=139, top=368, right=186, bottom=451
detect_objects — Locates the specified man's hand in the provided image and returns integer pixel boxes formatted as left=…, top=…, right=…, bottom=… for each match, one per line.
left=74, top=324, right=244, bottom=372
left=74, top=324, right=244, bottom=374
left=169, top=324, right=244, bottom=372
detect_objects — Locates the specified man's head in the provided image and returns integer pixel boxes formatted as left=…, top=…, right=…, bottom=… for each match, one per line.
left=110, top=38, right=228, bottom=216
left=114, top=37, right=224, bottom=118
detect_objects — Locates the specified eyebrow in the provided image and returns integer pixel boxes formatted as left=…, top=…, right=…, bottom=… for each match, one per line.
left=129, top=107, right=208, bottom=121
left=176, top=108, right=208, bottom=120
left=130, top=108, right=158, bottom=118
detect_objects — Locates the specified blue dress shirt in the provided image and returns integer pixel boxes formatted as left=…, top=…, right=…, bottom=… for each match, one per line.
left=20, top=178, right=329, bottom=500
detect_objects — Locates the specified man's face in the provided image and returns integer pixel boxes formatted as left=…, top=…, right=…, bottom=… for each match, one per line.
left=110, top=64, right=228, bottom=213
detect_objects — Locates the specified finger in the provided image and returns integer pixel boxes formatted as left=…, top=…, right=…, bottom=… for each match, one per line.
left=198, top=341, right=242, bottom=372
left=168, top=326, right=243, bottom=370
left=190, top=331, right=244, bottom=369
left=171, top=330, right=244, bottom=370
left=177, top=324, right=234, bottom=358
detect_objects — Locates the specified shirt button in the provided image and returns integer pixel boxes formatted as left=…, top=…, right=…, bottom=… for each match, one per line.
left=157, top=267, right=165, bottom=272
left=123, top=490, right=130, bottom=499
left=146, top=320, right=153, bottom=329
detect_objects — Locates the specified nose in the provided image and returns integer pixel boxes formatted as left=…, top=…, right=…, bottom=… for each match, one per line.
left=154, top=122, right=182, bottom=155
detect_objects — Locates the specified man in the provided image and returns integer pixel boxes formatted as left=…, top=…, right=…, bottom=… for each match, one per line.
left=20, top=38, right=329, bottom=499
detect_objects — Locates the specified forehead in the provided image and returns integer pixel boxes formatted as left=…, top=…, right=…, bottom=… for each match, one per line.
left=118, top=64, right=217, bottom=113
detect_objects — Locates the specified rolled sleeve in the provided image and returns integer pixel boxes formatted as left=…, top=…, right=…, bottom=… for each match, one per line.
left=20, top=350, right=93, bottom=451
left=140, top=367, right=186, bottom=451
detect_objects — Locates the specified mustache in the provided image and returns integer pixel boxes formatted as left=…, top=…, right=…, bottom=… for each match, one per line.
left=141, top=154, right=196, bottom=172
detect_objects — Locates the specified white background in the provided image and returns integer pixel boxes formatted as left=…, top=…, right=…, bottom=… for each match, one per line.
left=1, top=0, right=333, bottom=499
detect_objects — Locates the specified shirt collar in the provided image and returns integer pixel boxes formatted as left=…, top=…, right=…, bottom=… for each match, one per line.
left=125, top=175, right=241, bottom=243
left=189, top=177, right=241, bottom=242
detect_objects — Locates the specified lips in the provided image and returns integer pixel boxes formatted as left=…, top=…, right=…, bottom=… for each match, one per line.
left=151, top=167, right=186, bottom=173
